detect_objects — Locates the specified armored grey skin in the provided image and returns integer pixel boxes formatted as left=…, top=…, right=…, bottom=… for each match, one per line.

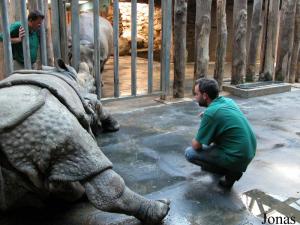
left=0, top=60, right=170, bottom=224
left=68, top=12, right=113, bottom=73
left=77, top=62, right=96, bottom=94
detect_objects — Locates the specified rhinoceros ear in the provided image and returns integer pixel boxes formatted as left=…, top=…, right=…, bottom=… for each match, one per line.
left=56, top=59, right=78, bottom=81
left=57, top=58, right=68, bottom=71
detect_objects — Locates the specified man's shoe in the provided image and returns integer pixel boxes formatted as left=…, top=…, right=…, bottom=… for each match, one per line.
left=218, top=176, right=235, bottom=189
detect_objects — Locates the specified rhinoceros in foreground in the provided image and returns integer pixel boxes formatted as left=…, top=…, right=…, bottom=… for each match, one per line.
left=0, top=60, right=170, bottom=224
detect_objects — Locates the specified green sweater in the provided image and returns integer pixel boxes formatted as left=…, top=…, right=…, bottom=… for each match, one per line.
left=0, top=21, right=39, bottom=64
left=195, top=96, right=257, bottom=172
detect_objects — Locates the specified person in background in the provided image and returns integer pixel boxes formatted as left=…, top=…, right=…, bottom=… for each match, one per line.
left=0, top=10, right=44, bottom=70
left=185, top=78, right=256, bottom=189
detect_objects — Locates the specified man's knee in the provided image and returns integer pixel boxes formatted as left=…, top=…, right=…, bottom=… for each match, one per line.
left=184, top=146, right=196, bottom=162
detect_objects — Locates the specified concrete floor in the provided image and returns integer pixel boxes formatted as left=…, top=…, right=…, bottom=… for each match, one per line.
left=99, top=87, right=300, bottom=225
left=1, top=86, right=300, bottom=225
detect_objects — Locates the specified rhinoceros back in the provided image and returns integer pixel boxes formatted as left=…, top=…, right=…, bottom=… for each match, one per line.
left=0, top=85, right=46, bottom=132
left=0, top=70, right=92, bottom=133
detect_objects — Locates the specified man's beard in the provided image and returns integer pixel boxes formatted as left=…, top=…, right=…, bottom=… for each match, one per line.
left=198, top=98, right=208, bottom=107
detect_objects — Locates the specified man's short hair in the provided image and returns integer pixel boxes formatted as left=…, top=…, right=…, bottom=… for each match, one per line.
left=195, top=78, right=219, bottom=100
left=28, top=10, right=45, bottom=21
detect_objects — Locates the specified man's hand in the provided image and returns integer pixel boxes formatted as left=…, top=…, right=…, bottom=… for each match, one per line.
left=18, top=26, right=25, bottom=41
left=198, top=111, right=204, bottom=118
left=192, top=138, right=202, bottom=151
left=11, top=26, right=25, bottom=44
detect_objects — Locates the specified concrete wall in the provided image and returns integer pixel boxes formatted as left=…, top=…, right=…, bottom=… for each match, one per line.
left=118, top=2, right=162, bottom=50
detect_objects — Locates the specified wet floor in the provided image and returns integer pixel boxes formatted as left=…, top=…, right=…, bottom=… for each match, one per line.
left=1, top=86, right=300, bottom=225
left=98, top=87, right=300, bottom=225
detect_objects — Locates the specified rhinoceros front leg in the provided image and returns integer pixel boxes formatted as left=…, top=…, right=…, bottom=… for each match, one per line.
left=87, top=96, right=120, bottom=133
left=84, top=169, right=170, bottom=224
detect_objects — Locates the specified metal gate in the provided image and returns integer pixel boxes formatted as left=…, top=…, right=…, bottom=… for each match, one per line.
left=0, top=0, right=172, bottom=100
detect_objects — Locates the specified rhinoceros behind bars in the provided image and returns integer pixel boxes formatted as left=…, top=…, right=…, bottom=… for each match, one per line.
left=0, top=60, right=170, bottom=224
left=68, top=12, right=113, bottom=74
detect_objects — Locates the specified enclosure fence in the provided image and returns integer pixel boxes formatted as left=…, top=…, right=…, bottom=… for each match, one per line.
left=0, top=0, right=172, bottom=100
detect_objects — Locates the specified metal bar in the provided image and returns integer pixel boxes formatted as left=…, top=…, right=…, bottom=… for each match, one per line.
left=160, top=0, right=164, bottom=92
left=113, top=0, right=120, bottom=97
left=21, top=0, right=32, bottom=69
left=71, top=0, right=80, bottom=71
left=101, top=91, right=163, bottom=103
left=51, top=0, right=61, bottom=61
left=131, top=0, right=137, bottom=96
left=94, top=0, right=101, bottom=99
left=58, top=0, right=68, bottom=63
left=38, top=0, right=47, bottom=66
left=160, top=0, right=172, bottom=99
left=148, top=0, right=154, bottom=94
left=0, top=0, right=13, bottom=75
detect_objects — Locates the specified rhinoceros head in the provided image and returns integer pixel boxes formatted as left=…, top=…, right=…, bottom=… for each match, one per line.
left=68, top=41, right=106, bottom=76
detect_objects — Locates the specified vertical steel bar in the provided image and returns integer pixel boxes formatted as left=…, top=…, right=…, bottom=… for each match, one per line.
left=160, top=0, right=164, bottom=92
left=148, top=0, right=154, bottom=94
left=113, top=0, right=120, bottom=97
left=58, top=0, right=68, bottom=63
left=21, top=0, right=32, bottom=69
left=0, top=0, right=13, bottom=75
left=94, top=0, right=101, bottom=99
left=38, top=0, right=47, bottom=66
left=51, top=0, right=61, bottom=61
left=71, top=0, right=80, bottom=71
left=161, top=0, right=172, bottom=99
left=131, top=0, right=137, bottom=96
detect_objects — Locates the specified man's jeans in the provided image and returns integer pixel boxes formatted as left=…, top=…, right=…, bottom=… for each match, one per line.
left=185, top=146, right=243, bottom=182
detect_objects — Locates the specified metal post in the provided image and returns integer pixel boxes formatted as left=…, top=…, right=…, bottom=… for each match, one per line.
left=59, top=0, right=68, bottom=63
left=131, top=0, right=137, bottom=96
left=21, top=0, right=32, bottom=69
left=0, top=0, right=13, bottom=75
left=38, top=0, right=48, bottom=66
left=71, top=0, right=80, bottom=71
left=160, top=0, right=172, bottom=99
left=148, top=0, right=154, bottom=94
left=160, top=0, right=164, bottom=92
left=113, top=0, right=120, bottom=97
left=94, top=0, right=101, bottom=99
left=51, top=0, right=61, bottom=61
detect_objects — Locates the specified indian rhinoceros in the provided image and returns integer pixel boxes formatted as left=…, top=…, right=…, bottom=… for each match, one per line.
left=68, top=12, right=113, bottom=74
left=0, top=60, right=170, bottom=224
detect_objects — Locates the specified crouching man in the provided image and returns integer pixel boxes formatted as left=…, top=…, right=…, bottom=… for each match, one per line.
left=185, top=78, right=256, bottom=189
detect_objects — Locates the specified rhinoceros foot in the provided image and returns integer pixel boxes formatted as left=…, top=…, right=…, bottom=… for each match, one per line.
left=137, top=198, right=170, bottom=224
left=101, top=116, right=120, bottom=133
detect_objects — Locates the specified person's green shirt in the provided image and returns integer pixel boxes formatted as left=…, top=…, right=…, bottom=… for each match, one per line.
left=195, top=96, right=256, bottom=172
left=0, top=21, right=39, bottom=64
